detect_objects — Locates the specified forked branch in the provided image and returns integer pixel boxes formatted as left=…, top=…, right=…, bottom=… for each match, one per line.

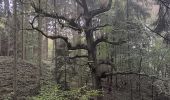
left=31, top=1, right=82, bottom=31
left=30, top=15, right=88, bottom=50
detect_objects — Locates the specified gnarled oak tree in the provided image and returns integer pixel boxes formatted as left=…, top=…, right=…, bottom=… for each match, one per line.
left=30, top=0, right=125, bottom=99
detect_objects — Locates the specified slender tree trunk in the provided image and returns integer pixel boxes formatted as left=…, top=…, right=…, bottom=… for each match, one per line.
left=4, top=0, right=10, bottom=16
left=43, top=0, right=48, bottom=59
left=3, top=0, right=10, bottom=56
left=74, top=3, right=83, bottom=86
left=37, top=0, right=42, bottom=88
left=45, top=23, right=48, bottom=59
left=21, top=1, right=25, bottom=59
left=13, top=0, right=17, bottom=99
left=53, top=0, right=59, bottom=83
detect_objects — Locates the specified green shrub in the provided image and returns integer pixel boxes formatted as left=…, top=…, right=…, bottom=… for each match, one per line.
left=31, top=82, right=99, bottom=100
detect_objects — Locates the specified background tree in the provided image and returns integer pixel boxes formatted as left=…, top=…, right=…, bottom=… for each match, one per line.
left=13, top=0, right=17, bottom=99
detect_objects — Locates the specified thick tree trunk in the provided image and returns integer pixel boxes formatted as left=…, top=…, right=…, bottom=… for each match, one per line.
left=92, top=71, right=103, bottom=100
left=92, top=72, right=102, bottom=89
left=30, top=0, right=113, bottom=100
left=86, top=30, right=103, bottom=100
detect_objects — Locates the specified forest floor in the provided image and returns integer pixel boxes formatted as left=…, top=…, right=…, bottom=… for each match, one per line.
left=0, top=56, right=52, bottom=100
left=102, top=74, right=170, bottom=100
left=0, top=56, right=170, bottom=100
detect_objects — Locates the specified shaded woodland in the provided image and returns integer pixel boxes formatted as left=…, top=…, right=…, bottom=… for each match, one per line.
left=1, top=0, right=170, bottom=100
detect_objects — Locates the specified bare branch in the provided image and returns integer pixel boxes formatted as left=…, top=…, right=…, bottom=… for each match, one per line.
left=31, top=1, right=82, bottom=31
left=31, top=2, right=68, bottom=21
left=159, top=0, right=170, bottom=9
left=57, top=19, right=82, bottom=32
left=93, top=36, right=126, bottom=47
left=29, top=15, right=68, bottom=40
left=30, top=15, right=88, bottom=51
left=89, top=0, right=112, bottom=17
left=68, top=44, right=88, bottom=50
left=145, top=25, right=170, bottom=42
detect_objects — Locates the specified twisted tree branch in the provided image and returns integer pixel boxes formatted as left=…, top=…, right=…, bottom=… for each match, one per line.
left=30, top=15, right=88, bottom=50
left=57, top=19, right=82, bottom=32
left=31, top=1, right=82, bottom=31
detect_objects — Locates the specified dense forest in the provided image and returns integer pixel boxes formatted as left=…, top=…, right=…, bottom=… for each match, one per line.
left=1, top=0, right=170, bottom=100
